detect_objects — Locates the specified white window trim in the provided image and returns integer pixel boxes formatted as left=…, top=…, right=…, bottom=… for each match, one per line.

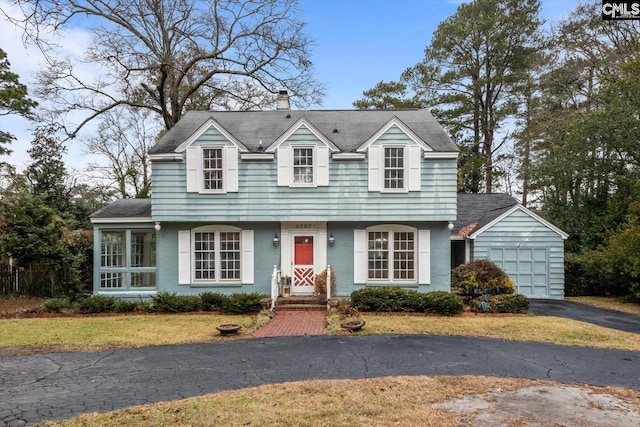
left=369, top=143, right=421, bottom=193
left=199, top=146, right=226, bottom=194
left=99, top=229, right=157, bottom=290
left=191, top=225, right=243, bottom=284
left=277, top=145, right=329, bottom=188
left=380, top=144, right=408, bottom=194
left=367, top=225, right=418, bottom=284
left=186, top=145, right=239, bottom=194
left=354, top=225, right=430, bottom=285
left=178, top=225, right=254, bottom=286
left=290, top=145, right=317, bottom=188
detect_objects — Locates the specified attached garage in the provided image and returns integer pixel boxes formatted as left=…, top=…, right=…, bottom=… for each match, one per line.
left=453, top=194, right=568, bottom=300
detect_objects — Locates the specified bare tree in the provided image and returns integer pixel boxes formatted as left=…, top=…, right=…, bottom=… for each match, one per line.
left=84, top=107, right=158, bottom=198
left=4, top=0, right=324, bottom=138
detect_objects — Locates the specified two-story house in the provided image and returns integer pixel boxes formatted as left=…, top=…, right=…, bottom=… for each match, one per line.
left=90, top=92, right=459, bottom=300
left=90, top=93, right=567, bottom=300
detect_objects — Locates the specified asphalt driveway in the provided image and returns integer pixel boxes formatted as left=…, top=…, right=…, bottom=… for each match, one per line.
left=2, top=299, right=640, bottom=426
left=1, top=334, right=639, bottom=426
left=530, top=299, right=640, bottom=334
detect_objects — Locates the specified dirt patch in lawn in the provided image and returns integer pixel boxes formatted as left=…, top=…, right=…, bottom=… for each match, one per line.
left=0, top=296, right=48, bottom=318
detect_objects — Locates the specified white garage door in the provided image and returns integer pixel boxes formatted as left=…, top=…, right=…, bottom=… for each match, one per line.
left=489, top=247, right=549, bottom=298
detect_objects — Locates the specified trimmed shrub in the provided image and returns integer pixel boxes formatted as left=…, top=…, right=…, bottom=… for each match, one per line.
left=111, top=299, right=139, bottom=313
left=452, top=260, right=515, bottom=300
left=470, top=294, right=530, bottom=313
left=416, top=291, right=464, bottom=316
left=151, top=292, right=201, bottom=313
left=220, top=292, right=266, bottom=314
left=200, top=292, right=226, bottom=311
left=43, top=297, right=73, bottom=313
left=351, top=287, right=463, bottom=315
left=350, top=286, right=413, bottom=312
left=76, top=295, right=116, bottom=313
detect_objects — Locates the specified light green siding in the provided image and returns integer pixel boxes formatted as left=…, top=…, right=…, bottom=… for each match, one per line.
left=151, top=126, right=457, bottom=222
left=472, top=209, right=565, bottom=299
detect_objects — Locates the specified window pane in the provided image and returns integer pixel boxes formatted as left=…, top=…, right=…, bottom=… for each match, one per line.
left=394, top=232, right=415, bottom=280
left=194, top=232, right=216, bottom=280
left=220, top=232, right=241, bottom=280
left=131, top=272, right=156, bottom=288
left=100, top=272, right=124, bottom=288
left=368, top=231, right=388, bottom=279
left=202, top=148, right=223, bottom=190
left=293, top=148, right=314, bottom=184
left=384, top=147, right=404, bottom=189
left=101, top=231, right=125, bottom=267
left=131, top=231, right=156, bottom=267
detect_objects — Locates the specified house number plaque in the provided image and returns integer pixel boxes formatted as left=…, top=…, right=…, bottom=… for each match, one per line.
left=295, top=223, right=313, bottom=229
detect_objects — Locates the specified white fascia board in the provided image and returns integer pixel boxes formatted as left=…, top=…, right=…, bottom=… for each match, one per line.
left=423, top=152, right=459, bottom=160
left=240, top=153, right=274, bottom=160
left=90, top=217, right=153, bottom=224
left=332, top=152, right=366, bottom=160
left=149, top=153, right=183, bottom=161
left=265, top=117, right=340, bottom=153
left=175, top=117, right=249, bottom=153
left=469, top=205, right=569, bottom=240
left=356, top=116, right=432, bottom=152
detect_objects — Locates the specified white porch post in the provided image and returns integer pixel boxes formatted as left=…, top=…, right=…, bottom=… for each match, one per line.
left=270, top=265, right=280, bottom=311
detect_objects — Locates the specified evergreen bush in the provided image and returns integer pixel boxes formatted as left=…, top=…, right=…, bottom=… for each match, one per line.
left=43, top=297, right=73, bottom=313
left=200, top=292, right=226, bottom=311
left=76, top=295, right=116, bottom=313
left=151, top=292, right=202, bottom=313
left=469, top=294, right=530, bottom=313
left=452, top=260, right=515, bottom=300
left=220, top=292, right=266, bottom=314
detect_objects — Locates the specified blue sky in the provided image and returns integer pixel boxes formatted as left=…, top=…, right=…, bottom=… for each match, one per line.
left=0, top=0, right=577, bottom=171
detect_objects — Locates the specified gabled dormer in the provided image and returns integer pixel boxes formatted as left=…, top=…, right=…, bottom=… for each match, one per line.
left=173, top=117, right=248, bottom=194
left=266, top=117, right=340, bottom=188
left=357, top=116, right=433, bottom=193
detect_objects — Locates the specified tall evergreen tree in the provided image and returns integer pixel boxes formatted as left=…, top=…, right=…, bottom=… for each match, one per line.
left=402, top=0, right=543, bottom=192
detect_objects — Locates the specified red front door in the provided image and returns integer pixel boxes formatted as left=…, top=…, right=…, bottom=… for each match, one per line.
left=292, top=236, right=314, bottom=295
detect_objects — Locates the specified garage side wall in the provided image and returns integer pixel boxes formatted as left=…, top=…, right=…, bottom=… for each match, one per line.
left=472, top=209, right=565, bottom=300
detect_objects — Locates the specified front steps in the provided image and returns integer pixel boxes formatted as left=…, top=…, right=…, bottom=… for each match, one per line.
left=275, top=295, right=326, bottom=311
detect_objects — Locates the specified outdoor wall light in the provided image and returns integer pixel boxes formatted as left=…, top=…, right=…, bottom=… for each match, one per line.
left=154, top=222, right=161, bottom=231
left=273, top=233, right=279, bottom=247
left=328, top=233, right=335, bottom=247
left=447, top=221, right=454, bottom=231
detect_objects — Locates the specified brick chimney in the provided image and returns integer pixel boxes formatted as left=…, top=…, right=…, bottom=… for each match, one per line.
left=277, top=90, right=290, bottom=110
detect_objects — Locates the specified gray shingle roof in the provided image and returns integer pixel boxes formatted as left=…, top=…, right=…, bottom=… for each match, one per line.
left=148, top=109, right=459, bottom=155
left=454, top=193, right=519, bottom=237
left=90, top=199, right=152, bottom=219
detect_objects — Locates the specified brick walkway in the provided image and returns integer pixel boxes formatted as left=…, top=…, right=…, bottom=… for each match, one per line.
left=253, top=310, right=327, bottom=337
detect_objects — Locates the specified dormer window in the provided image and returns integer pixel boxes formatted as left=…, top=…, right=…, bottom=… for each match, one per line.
left=202, top=148, right=224, bottom=191
left=186, top=145, right=239, bottom=194
left=277, top=145, right=329, bottom=188
left=367, top=144, right=421, bottom=193
left=293, top=147, right=314, bottom=185
left=384, top=146, right=405, bottom=190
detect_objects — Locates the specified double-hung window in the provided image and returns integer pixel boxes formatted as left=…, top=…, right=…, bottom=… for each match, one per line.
left=100, top=230, right=157, bottom=289
left=367, top=229, right=415, bottom=282
left=276, top=145, right=329, bottom=187
left=185, top=145, right=239, bottom=193
left=202, top=147, right=224, bottom=191
left=293, top=147, right=314, bottom=185
left=383, top=147, right=405, bottom=190
left=367, top=144, right=421, bottom=193
left=192, top=228, right=242, bottom=283
left=355, top=225, right=430, bottom=285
